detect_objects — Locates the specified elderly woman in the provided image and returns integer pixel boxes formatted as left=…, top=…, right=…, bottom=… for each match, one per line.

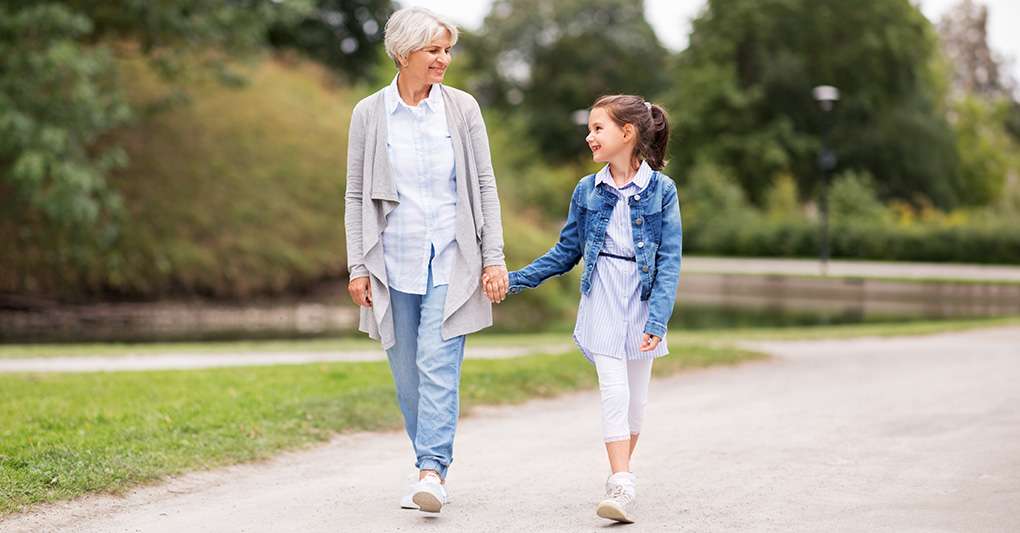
left=344, top=6, right=507, bottom=514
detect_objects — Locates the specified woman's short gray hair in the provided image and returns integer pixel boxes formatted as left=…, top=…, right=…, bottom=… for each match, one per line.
left=384, top=7, right=459, bottom=69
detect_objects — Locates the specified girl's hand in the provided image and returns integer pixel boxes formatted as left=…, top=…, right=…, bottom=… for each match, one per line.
left=481, top=266, right=509, bottom=303
left=639, top=334, right=661, bottom=352
left=348, top=277, right=373, bottom=307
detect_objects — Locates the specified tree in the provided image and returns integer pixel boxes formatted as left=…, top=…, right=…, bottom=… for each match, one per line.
left=462, top=0, right=669, bottom=161
left=0, top=3, right=130, bottom=230
left=936, top=0, right=1013, bottom=99
left=668, top=0, right=960, bottom=208
left=268, top=0, right=395, bottom=84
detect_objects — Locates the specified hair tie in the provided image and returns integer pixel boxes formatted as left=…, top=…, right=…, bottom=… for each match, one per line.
left=644, top=101, right=652, bottom=110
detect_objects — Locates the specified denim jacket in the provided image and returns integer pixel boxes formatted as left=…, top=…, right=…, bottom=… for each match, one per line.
left=507, top=171, right=682, bottom=339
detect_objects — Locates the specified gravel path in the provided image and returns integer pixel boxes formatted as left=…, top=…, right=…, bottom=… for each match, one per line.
left=3, top=327, right=1019, bottom=532
left=0, top=344, right=574, bottom=373
left=681, top=256, right=1020, bottom=282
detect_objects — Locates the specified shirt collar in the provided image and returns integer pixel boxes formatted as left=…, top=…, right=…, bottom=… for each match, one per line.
left=595, top=160, right=653, bottom=192
left=385, top=74, right=444, bottom=114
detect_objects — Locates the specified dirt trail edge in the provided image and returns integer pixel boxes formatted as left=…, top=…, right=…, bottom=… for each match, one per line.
left=4, top=327, right=1019, bottom=532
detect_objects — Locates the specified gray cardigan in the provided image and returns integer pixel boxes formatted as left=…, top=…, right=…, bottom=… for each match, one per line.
left=344, top=85, right=505, bottom=349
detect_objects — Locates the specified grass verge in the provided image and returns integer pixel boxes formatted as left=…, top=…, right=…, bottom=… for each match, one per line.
left=0, top=342, right=760, bottom=517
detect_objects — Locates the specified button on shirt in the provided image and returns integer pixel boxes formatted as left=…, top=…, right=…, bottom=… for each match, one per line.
left=574, top=161, right=669, bottom=362
left=382, top=75, right=458, bottom=294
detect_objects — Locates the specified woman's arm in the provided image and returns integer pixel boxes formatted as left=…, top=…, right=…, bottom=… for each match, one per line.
left=466, top=101, right=505, bottom=270
left=344, top=103, right=371, bottom=306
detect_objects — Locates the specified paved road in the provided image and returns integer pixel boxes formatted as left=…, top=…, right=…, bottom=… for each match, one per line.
left=4, top=326, right=1019, bottom=532
left=682, top=256, right=1020, bottom=282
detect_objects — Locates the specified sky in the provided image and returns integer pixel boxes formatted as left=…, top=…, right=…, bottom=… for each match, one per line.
left=397, top=0, right=1020, bottom=82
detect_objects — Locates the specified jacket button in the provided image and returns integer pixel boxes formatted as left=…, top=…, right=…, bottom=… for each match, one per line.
left=642, top=266, right=649, bottom=272
left=637, top=242, right=644, bottom=248
left=635, top=218, right=643, bottom=226
left=634, top=194, right=640, bottom=201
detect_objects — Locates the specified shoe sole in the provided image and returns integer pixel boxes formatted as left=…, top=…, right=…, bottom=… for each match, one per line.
left=412, top=491, right=443, bottom=513
left=597, top=501, right=635, bottom=523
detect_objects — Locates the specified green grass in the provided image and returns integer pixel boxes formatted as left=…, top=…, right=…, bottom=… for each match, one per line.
left=0, top=341, right=761, bottom=517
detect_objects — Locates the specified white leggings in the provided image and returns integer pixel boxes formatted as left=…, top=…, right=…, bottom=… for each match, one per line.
left=593, top=354, right=654, bottom=443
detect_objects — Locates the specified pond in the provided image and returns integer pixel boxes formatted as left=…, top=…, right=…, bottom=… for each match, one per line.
left=1, top=274, right=1018, bottom=343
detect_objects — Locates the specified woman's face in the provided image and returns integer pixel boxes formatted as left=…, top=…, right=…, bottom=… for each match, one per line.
left=401, top=33, right=452, bottom=87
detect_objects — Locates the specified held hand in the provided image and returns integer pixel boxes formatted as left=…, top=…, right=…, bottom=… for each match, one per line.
left=481, top=265, right=509, bottom=303
left=639, top=334, right=661, bottom=352
left=348, top=277, right=373, bottom=307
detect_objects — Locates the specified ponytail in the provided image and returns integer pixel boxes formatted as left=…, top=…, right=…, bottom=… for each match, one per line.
left=644, top=104, right=670, bottom=172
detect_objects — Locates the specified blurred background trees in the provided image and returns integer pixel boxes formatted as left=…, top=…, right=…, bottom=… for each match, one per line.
left=2, top=0, right=1019, bottom=303
left=459, top=0, right=669, bottom=162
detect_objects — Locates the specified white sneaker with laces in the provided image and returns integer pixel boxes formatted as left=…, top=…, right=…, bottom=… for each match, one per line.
left=401, top=473, right=451, bottom=509
left=411, top=472, right=446, bottom=513
left=597, top=473, right=637, bottom=523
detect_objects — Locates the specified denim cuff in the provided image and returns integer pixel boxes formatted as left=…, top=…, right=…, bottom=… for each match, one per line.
left=643, top=320, right=667, bottom=339
left=418, top=458, right=446, bottom=479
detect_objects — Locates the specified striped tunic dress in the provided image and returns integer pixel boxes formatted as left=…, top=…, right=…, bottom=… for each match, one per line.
left=574, top=162, right=669, bottom=363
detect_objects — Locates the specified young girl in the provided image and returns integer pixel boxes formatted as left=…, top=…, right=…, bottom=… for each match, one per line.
left=485, top=94, right=682, bottom=523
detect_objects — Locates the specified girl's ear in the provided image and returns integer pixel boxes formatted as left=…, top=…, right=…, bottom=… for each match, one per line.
left=623, top=123, right=636, bottom=142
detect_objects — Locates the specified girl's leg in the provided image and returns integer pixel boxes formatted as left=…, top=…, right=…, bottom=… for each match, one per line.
left=593, top=353, right=632, bottom=474
left=625, top=358, right=654, bottom=460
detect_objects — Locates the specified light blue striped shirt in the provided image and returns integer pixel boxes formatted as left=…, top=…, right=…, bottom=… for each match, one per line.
left=574, top=161, right=669, bottom=362
left=382, top=75, right=458, bottom=294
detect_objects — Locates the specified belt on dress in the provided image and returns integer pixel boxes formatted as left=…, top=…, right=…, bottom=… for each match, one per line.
left=598, top=251, right=636, bottom=262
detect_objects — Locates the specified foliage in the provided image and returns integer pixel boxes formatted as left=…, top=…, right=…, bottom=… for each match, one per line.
left=0, top=342, right=763, bottom=516
left=0, top=54, right=354, bottom=298
left=668, top=0, right=960, bottom=209
left=0, top=3, right=131, bottom=231
left=948, top=95, right=1015, bottom=205
left=828, top=171, right=887, bottom=227
left=460, top=0, right=669, bottom=162
left=268, top=0, right=395, bottom=84
left=935, top=0, right=1015, bottom=99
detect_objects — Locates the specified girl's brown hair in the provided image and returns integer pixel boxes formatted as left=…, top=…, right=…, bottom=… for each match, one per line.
left=591, top=94, right=670, bottom=172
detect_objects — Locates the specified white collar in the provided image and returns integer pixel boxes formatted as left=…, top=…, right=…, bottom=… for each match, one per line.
left=385, top=74, right=444, bottom=114
left=595, top=160, right=653, bottom=191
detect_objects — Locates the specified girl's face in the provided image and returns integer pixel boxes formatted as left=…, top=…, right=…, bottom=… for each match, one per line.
left=586, top=107, right=634, bottom=165
left=401, top=33, right=453, bottom=87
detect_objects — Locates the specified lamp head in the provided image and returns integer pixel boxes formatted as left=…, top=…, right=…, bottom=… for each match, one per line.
left=812, top=85, right=840, bottom=111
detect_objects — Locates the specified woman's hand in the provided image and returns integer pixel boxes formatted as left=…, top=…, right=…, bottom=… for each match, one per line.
left=639, top=334, right=661, bottom=352
left=481, top=265, right=509, bottom=303
left=348, top=277, right=373, bottom=307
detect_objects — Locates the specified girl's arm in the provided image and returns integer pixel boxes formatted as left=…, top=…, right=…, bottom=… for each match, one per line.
left=507, top=185, right=586, bottom=293
left=643, top=180, right=682, bottom=339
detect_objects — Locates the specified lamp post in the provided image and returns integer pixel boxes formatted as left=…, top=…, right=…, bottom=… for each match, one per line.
left=812, top=85, right=839, bottom=275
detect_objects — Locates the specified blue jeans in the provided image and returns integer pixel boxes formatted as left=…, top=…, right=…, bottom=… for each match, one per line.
left=386, top=266, right=466, bottom=479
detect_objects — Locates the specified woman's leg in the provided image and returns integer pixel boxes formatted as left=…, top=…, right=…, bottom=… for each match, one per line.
left=385, top=288, right=423, bottom=446
left=413, top=270, right=465, bottom=480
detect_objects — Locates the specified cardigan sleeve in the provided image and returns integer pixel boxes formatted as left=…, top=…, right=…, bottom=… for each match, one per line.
left=464, top=95, right=505, bottom=268
left=344, top=100, right=370, bottom=281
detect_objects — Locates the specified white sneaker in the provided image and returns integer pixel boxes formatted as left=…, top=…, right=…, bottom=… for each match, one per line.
left=401, top=473, right=450, bottom=510
left=411, top=472, right=446, bottom=513
left=597, top=473, right=636, bottom=523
